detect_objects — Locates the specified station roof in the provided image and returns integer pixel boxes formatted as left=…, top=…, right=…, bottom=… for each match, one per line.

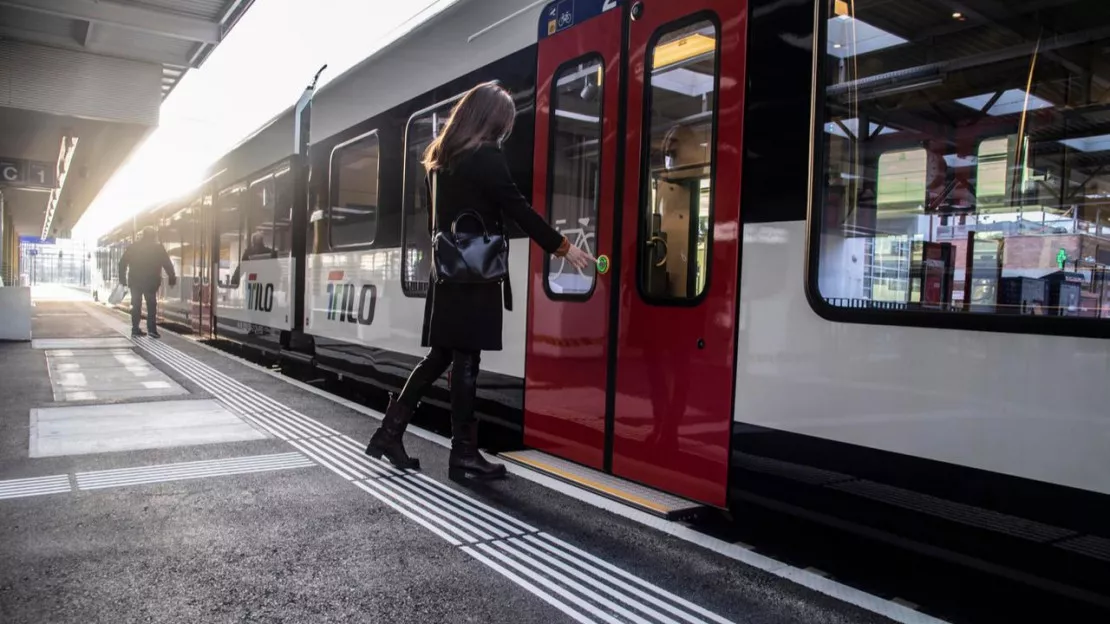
left=0, top=0, right=255, bottom=240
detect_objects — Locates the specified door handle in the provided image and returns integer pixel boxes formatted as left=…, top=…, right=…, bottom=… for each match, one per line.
left=648, top=236, right=668, bottom=267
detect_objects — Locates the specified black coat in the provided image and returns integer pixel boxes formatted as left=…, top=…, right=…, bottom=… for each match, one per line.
left=119, top=239, right=175, bottom=292
left=422, top=145, right=564, bottom=352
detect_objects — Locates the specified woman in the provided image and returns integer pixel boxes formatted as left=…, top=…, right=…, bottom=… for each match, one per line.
left=365, top=82, right=594, bottom=480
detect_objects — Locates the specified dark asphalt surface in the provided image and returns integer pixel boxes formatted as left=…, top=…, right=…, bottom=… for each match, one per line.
left=0, top=301, right=894, bottom=624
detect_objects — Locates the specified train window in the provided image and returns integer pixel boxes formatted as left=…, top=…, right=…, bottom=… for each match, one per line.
left=545, top=57, right=604, bottom=298
left=246, top=173, right=278, bottom=259
left=216, top=182, right=247, bottom=287
left=402, top=96, right=463, bottom=297
left=814, top=0, right=1110, bottom=324
left=273, top=165, right=293, bottom=255
left=639, top=19, right=719, bottom=302
left=330, top=132, right=380, bottom=248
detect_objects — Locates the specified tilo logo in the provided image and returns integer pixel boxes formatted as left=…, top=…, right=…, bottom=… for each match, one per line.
left=245, top=274, right=275, bottom=312
left=325, top=271, right=377, bottom=325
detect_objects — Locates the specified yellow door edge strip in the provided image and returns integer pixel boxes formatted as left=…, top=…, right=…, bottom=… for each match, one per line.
left=509, top=455, right=671, bottom=514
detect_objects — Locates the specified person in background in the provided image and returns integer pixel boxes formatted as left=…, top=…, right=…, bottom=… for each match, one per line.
left=118, top=226, right=176, bottom=338
left=363, top=81, right=594, bottom=480
left=230, top=231, right=274, bottom=287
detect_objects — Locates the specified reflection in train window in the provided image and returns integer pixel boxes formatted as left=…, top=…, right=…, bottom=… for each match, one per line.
left=815, top=0, right=1110, bottom=320
left=640, top=19, right=718, bottom=301
left=546, top=57, right=604, bottom=298
left=330, top=133, right=380, bottom=248
left=402, top=99, right=458, bottom=297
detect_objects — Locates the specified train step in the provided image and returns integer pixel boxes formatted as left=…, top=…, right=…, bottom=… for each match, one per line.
left=499, top=449, right=704, bottom=520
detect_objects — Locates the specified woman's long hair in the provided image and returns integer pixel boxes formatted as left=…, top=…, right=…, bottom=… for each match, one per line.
left=423, top=82, right=516, bottom=172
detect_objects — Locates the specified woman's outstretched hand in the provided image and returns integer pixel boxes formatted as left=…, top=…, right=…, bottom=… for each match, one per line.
left=563, top=244, right=596, bottom=271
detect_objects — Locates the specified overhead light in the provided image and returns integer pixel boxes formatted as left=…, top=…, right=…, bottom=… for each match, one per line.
left=827, top=17, right=908, bottom=58
left=955, top=89, right=1054, bottom=116
left=952, top=11, right=963, bottom=19
left=1060, top=133, right=1110, bottom=153
left=654, top=33, right=716, bottom=69
left=554, top=109, right=600, bottom=123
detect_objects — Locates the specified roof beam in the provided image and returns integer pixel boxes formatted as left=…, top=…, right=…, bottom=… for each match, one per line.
left=0, top=0, right=221, bottom=44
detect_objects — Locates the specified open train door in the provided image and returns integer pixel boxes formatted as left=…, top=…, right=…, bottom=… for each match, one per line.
left=191, top=186, right=215, bottom=338
left=523, top=0, right=746, bottom=508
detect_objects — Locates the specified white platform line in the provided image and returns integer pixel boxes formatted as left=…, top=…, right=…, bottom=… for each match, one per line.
left=0, top=486, right=72, bottom=500
left=400, top=473, right=528, bottom=538
left=524, top=534, right=721, bottom=624
left=78, top=460, right=315, bottom=490
left=298, top=438, right=379, bottom=480
left=508, top=537, right=683, bottom=624
left=312, top=436, right=397, bottom=479
left=475, top=543, right=617, bottom=623
left=288, top=439, right=360, bottom=481
left=76, top=454, right=315, bottom=489
left=369, top=477, right=491, bottom=543
left=387, top=476, right=513, bottom=540
left=462, top=545, right=600, bottom=624
left=353, top=481, right=462, bottom=546
left=492, top=540, right=656, bottom=624
left=0, top=475, right=71, bottom=489
left=75, top=453, right=306, bottom=479
left=355, top=479, right=478, bottom=545
left=412, top=472, right=539, bottom=534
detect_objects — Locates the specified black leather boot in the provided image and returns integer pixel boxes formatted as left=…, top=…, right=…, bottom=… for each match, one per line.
left=446, top=351, right=505, bottom=481
left=448, top=421, right=506, bottom=481
left=365, top=397, right=420, bottom=470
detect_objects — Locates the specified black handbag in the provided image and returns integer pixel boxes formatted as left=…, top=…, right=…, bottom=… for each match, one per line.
left=429, top=171, right=509, bottom=285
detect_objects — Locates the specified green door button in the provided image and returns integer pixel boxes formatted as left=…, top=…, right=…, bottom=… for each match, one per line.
left=597, top=254, right=610, bottom=275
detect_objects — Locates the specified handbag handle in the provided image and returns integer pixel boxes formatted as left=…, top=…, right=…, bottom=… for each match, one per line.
left=450, top=212, right=492, bottom=243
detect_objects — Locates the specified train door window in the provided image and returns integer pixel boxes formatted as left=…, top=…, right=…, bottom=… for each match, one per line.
left=216, top=182, right=246, bottom=287
left=272, top=165, right=293, bottom=255
left=330, top=132, right=380, bottom=248
left=402, top=96, right=463, bottom=297
left=639, top=19, right=719, bottom=302
left=546, top=57, right=604, bottom=298
left=247, top=173, right=277, bottom=259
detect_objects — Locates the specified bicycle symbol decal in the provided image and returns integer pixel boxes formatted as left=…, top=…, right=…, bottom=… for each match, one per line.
left=552, top=217, right=595, bottom=282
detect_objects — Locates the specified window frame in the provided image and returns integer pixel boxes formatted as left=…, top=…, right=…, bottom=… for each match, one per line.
left=803, top=0, right=1110, bottom=340
left=635, top=12, right=723, bottom=307
left=542, top=53, right=607, bottom=303
left=328, top=129, right=382, bottom=251
left=400, top=88, right=477, bottom=298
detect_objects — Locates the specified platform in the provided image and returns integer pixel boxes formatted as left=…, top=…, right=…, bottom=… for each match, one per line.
left=0, top=289, right=930, bottom=624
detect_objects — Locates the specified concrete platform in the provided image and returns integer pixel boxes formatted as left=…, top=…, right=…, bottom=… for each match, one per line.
left=0, top=300, right=917, bottom=624
left=44, top=347, right=187, bottom=401
left=29, top=399, right=269, bottom=457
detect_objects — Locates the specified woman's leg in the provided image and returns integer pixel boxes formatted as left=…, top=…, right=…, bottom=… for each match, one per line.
left=447, top=350, right=505, bottom=480
left=366, top=347, right=452, bottom=468
left=396, top=346, right=452, bottom=409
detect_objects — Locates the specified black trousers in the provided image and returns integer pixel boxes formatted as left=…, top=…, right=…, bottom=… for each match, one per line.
left=397, top=347, right=481, bottom=439
left=130, top=288, right=158, bottom=332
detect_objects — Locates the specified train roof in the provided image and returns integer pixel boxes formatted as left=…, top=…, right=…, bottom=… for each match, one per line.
left=100, top=0, right=547, bottom=238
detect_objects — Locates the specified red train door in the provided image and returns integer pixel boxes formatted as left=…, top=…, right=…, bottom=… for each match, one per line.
left=191, top=189, right=214, bottom=338
left=524, top=1, right=623, bottom=470
left=525, top=0, right=746, bottom=507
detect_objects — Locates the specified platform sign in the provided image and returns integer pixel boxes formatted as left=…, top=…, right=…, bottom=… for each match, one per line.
left=539, top=0, right=622, bottom=39
left=0, top=157, right=56, bottom=189
left=20, top=235, right=56, bottom=245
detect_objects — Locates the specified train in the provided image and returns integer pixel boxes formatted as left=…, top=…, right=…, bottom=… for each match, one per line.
left=96, top=0, right=1110, bottom=608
